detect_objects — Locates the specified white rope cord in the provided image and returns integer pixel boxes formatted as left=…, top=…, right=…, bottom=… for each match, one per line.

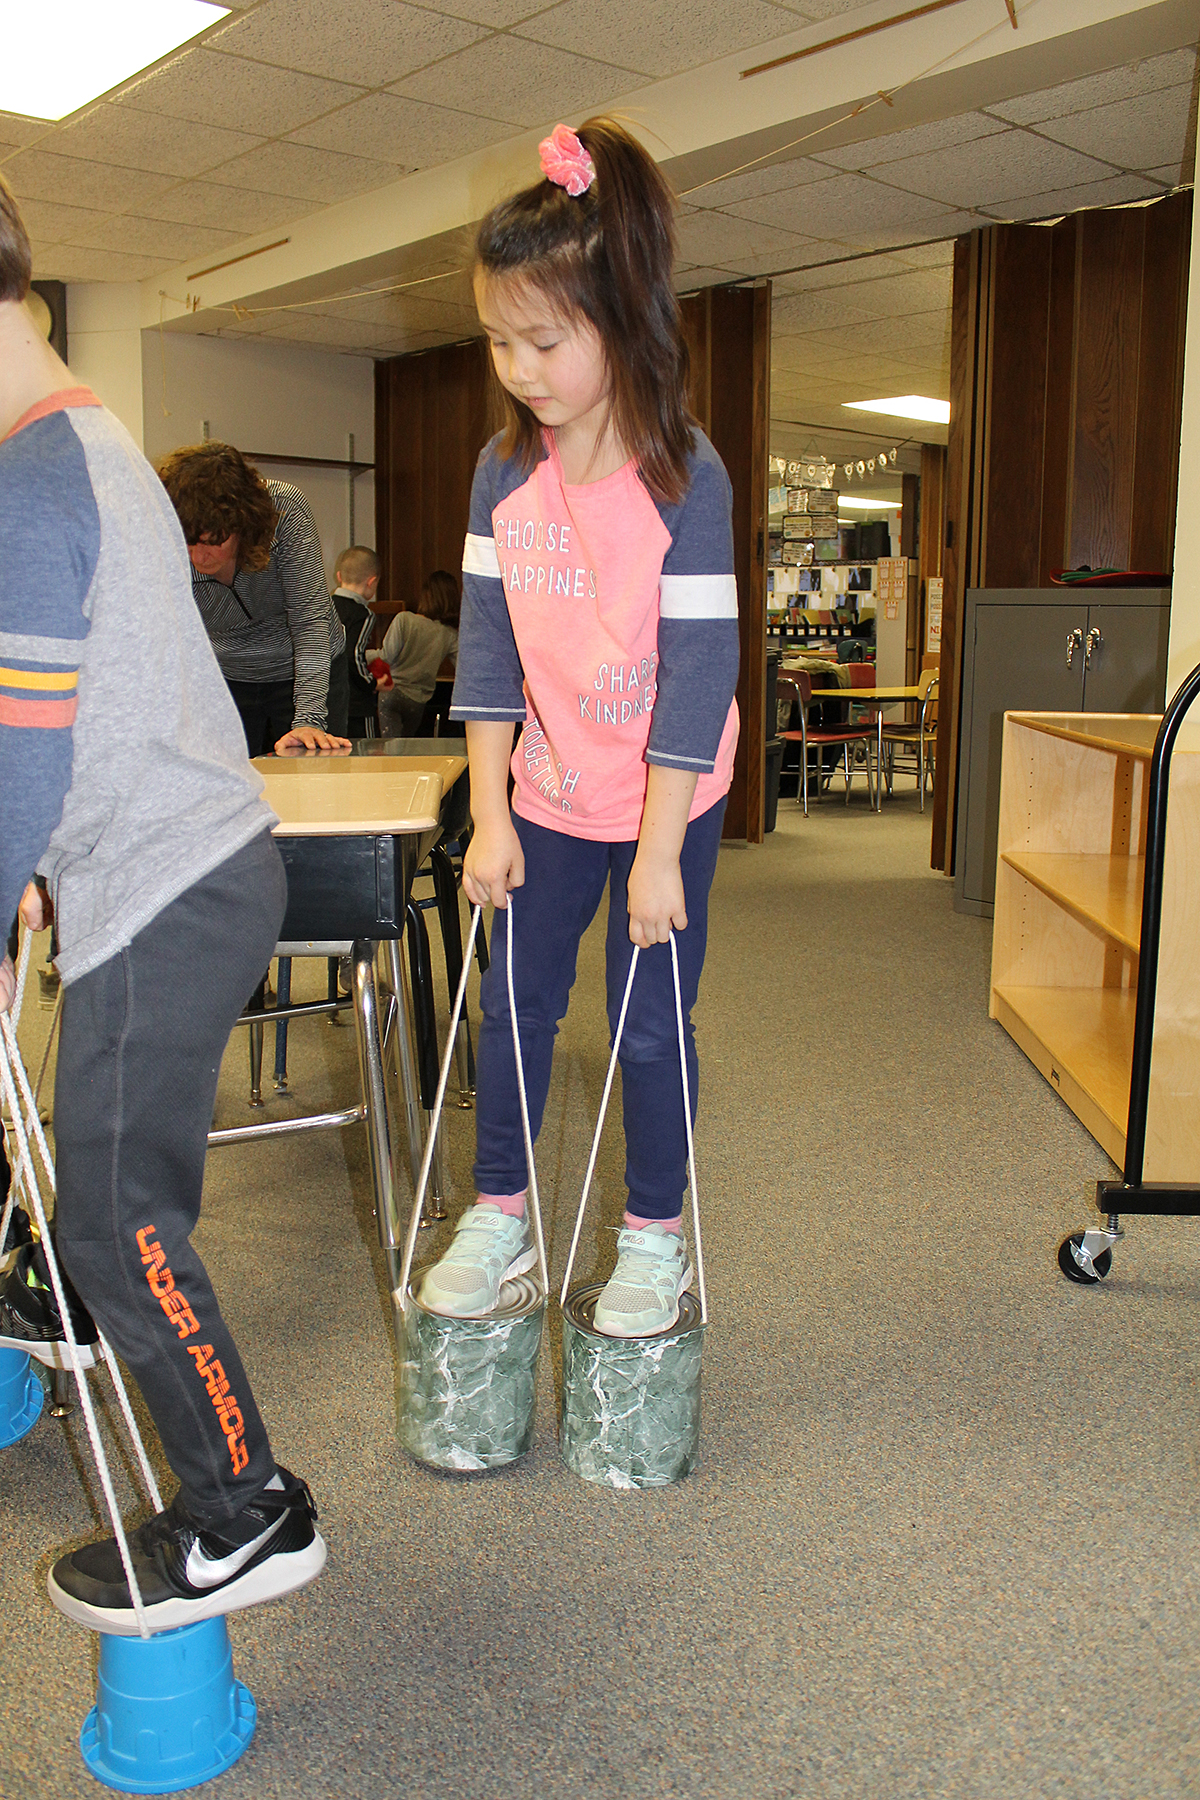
left=9, top=916, right=33, bottom=1031
left=559, top=946, right=640, bottom=1306
left=2, top=943, right=62, bottom=1250
left=559, top=930, right=707, bottom=1323
left=504, top=898, right=550, bottom=1297
left=0, top=1009, right=154, bottom=1638
left=398, top=904, right=483, bottom=1301
left=670, top=932, right=707, bottom=1326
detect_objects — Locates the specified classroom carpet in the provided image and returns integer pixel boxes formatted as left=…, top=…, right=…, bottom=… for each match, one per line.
left=3, top=781, right=1198, bottom=1800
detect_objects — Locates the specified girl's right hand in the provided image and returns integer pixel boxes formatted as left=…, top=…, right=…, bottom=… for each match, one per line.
left=463, top=818, right=525, bottom=910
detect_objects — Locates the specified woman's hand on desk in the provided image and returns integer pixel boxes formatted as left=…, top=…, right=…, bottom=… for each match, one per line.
left=463, top=818, right=525, bottom=911
left=272, top=726, right=353, bottom=755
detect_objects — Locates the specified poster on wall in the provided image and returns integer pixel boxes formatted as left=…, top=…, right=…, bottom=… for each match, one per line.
left=926, top=577, right=944, bottom=653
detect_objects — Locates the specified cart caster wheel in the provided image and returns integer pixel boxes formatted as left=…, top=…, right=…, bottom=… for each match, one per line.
left=1058, top=1233, right=1112, bottom=1284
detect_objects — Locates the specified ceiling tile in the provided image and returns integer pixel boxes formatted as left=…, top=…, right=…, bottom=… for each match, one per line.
left=766, top=0, right=881, bottom=17
left=870, top=131, right=1115, bottom=208
left=207, top=140, right=399, bottom=203
left=773, top=288, right=880, bottom=332
left=679, top=155, right=840, bottom=211
left=0, top=112, right=44, bottom=149
left=208, top=0, right=488, bottom=87
left=4, top=149, right=175, bottom=213
left=728, top=170, right=966, bottom=237
left=813, top=111, right=1009, bottom=172
left=1033, top=86, right=1193, bottom=173
left=12, top=197, right=108, bottom=245
left=37, top=107, right=262, bottom=180
left=121, top=49, right=364, bottom=134
left=417, top=0, right=554, bottom=22
left=290, top=92, right=512, bottom=166
left=256, top=310, right=393, bottom=348
left=987, top=49, right=1197, bottom=126
left=389, top=36, right=646, bottom=128
left=40, top=245, right=165, bottom=281
left=675, top=265, right=742, bottom=291
left=65, top=215, right=240, bottom=262
left=771, top=253, right=923, bottom=293
left=1145, top=164, right=1186, bottom=186
left=979, top=171, right=1166, bottom=222
left=815, top=266, right=953, bottom=319
left=516, top=0, right=804, bottom=81
left=138, top=181, right=303, bottom=234
left=676, top=210, right=812, bottom=268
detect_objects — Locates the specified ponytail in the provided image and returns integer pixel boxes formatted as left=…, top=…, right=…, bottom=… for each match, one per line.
left=475, top=117, right=693, bottom=504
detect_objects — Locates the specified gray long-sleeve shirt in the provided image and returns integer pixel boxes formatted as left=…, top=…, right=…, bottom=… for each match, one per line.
left=0, top=391, right=274, bottom=983
left=189, top=479, right=344, bottom=730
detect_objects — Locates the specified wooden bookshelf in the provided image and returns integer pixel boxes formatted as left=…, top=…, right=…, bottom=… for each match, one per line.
left=990, top=712, right=1200, bottom=1180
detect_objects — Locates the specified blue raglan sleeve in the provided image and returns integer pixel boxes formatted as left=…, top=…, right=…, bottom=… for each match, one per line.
left=0, top=416, right=95, bottom=934
left=449, top=444, right=527, bottom=724
left=646, top=439, right=740, bottom=773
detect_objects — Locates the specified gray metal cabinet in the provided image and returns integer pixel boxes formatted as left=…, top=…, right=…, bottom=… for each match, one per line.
left=954, top=587, right=1170, bottom=916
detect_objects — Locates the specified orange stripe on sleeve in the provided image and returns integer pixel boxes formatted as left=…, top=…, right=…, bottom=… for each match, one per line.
left=0, top=692, right=78, bottom=729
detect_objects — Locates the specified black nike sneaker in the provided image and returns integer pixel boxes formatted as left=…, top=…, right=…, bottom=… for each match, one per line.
left=48, top=1469, right=327, bottom=1635
left=0, top=1239, right=100, bottom=1369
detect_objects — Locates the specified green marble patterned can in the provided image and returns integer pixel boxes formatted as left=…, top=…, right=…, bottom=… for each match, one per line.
left=559, top=1285, right=704, bottom=1489
left=395, top=1274, right=544, bottom=1472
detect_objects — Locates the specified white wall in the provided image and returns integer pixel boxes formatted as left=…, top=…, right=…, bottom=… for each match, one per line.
left=140, top=331, right=376, bottom=586
left=1169, top=162, right=1200, bottom=697
left=66, top=284, right=144, bottom=448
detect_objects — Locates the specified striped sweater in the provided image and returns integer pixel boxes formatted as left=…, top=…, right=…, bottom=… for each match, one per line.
left=0, top=390, right=273, bottom=981
left=189, top=479, right=345, bottom=730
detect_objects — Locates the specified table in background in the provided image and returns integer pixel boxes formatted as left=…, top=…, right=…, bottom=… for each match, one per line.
left=209, top=740, right=467, bottom=1287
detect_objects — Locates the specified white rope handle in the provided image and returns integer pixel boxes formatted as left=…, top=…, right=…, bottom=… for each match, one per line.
left=398, top=903, right=482, bottom=1302
left=0, top=1004, right=157, bottom=1637
left=397, top=896, right=550, bottom=1302
left=559, top=929, right=707, bottom=1324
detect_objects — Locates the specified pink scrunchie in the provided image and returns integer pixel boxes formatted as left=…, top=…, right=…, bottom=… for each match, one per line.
left=539, top=123, right=596, bottom=197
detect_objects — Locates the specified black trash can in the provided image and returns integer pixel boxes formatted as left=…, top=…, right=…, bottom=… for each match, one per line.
left=764, top=736, right=784, bottom=833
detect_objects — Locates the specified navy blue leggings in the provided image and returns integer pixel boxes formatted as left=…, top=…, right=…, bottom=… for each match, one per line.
left=473, top=800, right=725, bottom=1219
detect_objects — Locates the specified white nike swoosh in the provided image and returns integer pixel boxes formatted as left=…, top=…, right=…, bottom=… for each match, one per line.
left=184, top=1512, right=287, bottom=1589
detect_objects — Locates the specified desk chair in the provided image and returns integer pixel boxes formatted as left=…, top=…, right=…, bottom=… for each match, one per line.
left=880, top=668, right=939, bottom=808
left=778, top=671, right=882, bottom=815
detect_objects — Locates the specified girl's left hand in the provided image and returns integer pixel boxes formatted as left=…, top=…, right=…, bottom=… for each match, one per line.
left=627, top=849, right=687, bottom=948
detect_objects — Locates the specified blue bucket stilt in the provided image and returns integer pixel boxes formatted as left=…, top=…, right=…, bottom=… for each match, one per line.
left=0, top=1343, right=43, bottom=1446
left=80, top=1616, right=255, bottom=1794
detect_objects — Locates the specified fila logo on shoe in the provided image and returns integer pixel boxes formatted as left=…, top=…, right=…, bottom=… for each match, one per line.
left=184, top=1513, right=286, bottom=1590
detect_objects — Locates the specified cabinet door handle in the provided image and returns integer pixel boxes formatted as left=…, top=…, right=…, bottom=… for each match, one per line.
left=1085, top=626, right=1103, bottom=667
left=1066, top=627, right=1083, bottom=668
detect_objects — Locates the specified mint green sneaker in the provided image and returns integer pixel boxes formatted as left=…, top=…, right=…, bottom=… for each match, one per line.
left=418, top=1205, right=536, bottom=1318
left=592, top=1224, right=693, bottom=1338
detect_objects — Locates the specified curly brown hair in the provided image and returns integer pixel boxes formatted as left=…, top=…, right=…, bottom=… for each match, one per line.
left=156, top=443, right=278, bottom=572
left=0, top=172, right=32, bottom=305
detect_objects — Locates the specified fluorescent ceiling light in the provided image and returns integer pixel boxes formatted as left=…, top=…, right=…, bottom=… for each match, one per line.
left=3, top=1, right=228, bottom=122
left=838, top=495, right=901, bottom=510
left=842, top=395, right=951, bottom=424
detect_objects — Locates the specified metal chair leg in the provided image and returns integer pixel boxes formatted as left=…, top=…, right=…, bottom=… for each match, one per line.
left=348, top=940, right=402, bottom=1290
left=273, top=957, right=291, bottom=1092
left=247, top=975, right=266, bottom=1107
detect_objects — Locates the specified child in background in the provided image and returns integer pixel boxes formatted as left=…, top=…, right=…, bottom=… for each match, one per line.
left=377, top=570, right=460, bottom=737
left=331, top=545, right=383, bottom=736
left=421, top=118, right=739, bottom=1338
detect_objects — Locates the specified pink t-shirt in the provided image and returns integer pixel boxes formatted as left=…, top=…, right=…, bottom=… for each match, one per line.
left=454, top=435, right=740, bottom=843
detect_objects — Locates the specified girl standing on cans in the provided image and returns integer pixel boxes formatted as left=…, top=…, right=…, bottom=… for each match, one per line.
left=420, top=119, right=739, bottom=1338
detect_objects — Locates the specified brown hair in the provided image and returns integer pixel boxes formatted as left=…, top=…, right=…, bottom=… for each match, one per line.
left=336, top=545, right=380, bottom=585
left=418, top=570, right=460, bottom=626
left=156, top=443, right=278, bottom=572
left=474, top=117, right=692, bottom=505
left=0, top=172, right=32, bottom=305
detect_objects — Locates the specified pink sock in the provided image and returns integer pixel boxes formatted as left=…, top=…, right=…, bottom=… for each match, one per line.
left=478, top=1191, right=527, bottom=1218
left=625, top=1211, right=682, bottom=1233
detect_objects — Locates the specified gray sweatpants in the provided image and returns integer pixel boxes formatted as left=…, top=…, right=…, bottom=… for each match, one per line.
left=54, top=832, right=287, bottom=1527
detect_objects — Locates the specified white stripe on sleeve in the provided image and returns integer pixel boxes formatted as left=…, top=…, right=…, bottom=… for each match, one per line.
left=463, top=532, right=502, bottom=579
left=659, top=574, right=738, bottom=619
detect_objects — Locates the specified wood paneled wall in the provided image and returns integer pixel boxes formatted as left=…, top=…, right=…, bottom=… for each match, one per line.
left=931, top=191, right=1191, bottom=871
left=374, top=339, right=490, bottom=614
left=680, top=284, right=771, bottom=844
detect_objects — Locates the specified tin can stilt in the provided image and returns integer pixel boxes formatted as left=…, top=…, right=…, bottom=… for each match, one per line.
left=560, top=1285, right=704, bottom=1489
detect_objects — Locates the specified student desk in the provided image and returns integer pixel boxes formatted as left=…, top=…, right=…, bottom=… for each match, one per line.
left=808, top=685, right=920, bottom=703
left=209, top=740, right=468, bottom=1287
